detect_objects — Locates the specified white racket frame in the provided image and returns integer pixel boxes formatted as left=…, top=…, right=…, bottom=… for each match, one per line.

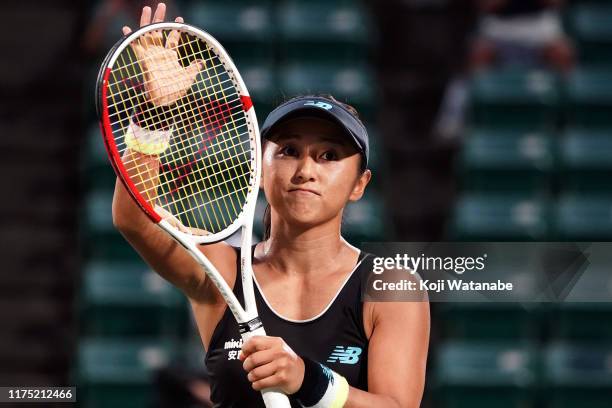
left=99, top=22, right=290, bottom=408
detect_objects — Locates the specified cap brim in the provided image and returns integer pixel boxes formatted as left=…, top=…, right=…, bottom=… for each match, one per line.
left=262, top=106, right=363, bottom=153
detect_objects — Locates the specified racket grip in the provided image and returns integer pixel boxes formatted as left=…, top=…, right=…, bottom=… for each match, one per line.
left=242, top=326, right=292, bottom=408
left=261, top=390, right=292, bottom=408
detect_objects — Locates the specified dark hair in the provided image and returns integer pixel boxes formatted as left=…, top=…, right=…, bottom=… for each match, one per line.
left=261, top=94, right=366, bottom=241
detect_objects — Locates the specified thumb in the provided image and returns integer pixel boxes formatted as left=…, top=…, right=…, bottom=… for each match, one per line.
left=185, top=59, right=205, bottom=82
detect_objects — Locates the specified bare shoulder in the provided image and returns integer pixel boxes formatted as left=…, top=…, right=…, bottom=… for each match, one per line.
left=362, top=267, right=430, bottom=338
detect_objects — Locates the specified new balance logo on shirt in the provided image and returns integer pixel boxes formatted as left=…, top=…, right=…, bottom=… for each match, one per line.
left=326, top=346, right=363, bottom=365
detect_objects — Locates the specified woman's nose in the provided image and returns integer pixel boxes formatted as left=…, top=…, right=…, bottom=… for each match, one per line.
left=293, top=154, right=316, bottom=182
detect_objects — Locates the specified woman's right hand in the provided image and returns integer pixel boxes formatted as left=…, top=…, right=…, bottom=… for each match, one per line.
left=121, top=2, right=203, bottom=107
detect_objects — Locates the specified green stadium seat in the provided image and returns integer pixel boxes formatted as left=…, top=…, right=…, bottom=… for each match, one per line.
left=550, top=251, right=612, bottom=340
left=554, top=194, right=612, bottom=240
left=559, top=127, right=612, bottom=192
left=460, top=128, right=554, bottom=192
left=280, top=64, right=374, bottom=113
left=343, top=194, right=388, bottom=244
left=452, top=194, right=549, bottom=240
left=76, top=338, right=181, bottom=408
left=437, top=303, right=538, bottom=341
left=469, top=68, right=560, bottom=129
left=188, top=3, right=274, bottom=43
left=82, top=124, right=116, bottom=192
left=278, top=1, right=368, bottom=63
left=82, top=190, right=142, bottom=261
left=545, top=342, right=612, bottom=408
left=80, top=262, right=188, bottom=337
left=568, top=4, right=612, bottom=64
left=434, top=341, right=537, bottom=408
left=279, top=1, right=367, bottom=42
left=566, top=68, right=612, bottom=128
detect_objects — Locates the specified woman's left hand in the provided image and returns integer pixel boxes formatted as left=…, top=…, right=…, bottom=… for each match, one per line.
left=239, top=336, right=305, bottom=394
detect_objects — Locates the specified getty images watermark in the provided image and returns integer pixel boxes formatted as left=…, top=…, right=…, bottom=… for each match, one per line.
left=370, top=252, right=514, bottom=293
left=361, top=243, right=609, bottom=303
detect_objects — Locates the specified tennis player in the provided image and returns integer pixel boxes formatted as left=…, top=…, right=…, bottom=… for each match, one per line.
left=113, top=3, right=429, bottom=407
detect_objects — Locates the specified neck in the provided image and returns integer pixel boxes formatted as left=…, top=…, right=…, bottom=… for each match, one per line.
left=261, top=213, right=356, bottom=276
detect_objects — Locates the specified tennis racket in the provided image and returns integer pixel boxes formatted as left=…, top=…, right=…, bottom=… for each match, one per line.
left=95, top=21, right=291, bottom=408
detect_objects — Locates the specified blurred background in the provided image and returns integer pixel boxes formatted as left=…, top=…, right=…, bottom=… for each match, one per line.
left=1, top=0, right=612, bottom=406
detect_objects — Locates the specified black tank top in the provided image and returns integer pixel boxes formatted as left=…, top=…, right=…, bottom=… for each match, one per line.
left=205, top=246, right=372, bottom=407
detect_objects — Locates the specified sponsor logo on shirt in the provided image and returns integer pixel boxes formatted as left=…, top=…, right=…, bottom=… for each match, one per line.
left=224, top=338, right=243, bottom=350
left=326, top=346, right=362, bottom=365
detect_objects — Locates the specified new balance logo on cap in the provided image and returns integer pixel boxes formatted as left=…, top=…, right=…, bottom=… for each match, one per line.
left=326, top=346, right=362, bottom=365
left=304, top=101, right=333, bottom=110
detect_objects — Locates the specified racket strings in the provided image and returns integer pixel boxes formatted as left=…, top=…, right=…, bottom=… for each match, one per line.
left=108, top=29, right=254, bottom=234
left=127, top=126, right=249, bottom=182
left=116, top=98, right=245, bottom=168
left=105, top=59, right=235, bottom=114
left=132, top=140, right=251, bottom=192
left=107, top=50, right=239, bottom=130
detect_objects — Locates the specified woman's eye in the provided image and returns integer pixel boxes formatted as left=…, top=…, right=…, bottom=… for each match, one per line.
left=280, top=145, right=297, bottom=156
left=321, top=150, right=338, bottom=161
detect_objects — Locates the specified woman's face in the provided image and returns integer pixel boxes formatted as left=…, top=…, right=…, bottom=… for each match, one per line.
left=262, top=116, right=371, bottom=228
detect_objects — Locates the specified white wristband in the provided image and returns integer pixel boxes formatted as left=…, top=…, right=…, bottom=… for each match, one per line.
left=313, top=367, right=349, bottom=408
left=124, top=120, right=173, bottom=155
left=294, top=357, right=349, bottom=408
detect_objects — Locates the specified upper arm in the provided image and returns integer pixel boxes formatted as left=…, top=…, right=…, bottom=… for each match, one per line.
left=366, top=300, right=430, bottom=408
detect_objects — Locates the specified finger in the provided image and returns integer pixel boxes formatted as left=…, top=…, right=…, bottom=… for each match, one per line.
left=152, top=2, right=166, bottom=23
left=166, top=17, right=183, bottom=49
left=252, top=373, right=285, bottom=391
left=122, top=26, right=132, bottom=36
left=185, top=59, right=205, bottom=82
left=241, top=336, right=269, bottom=357
left=247, top=361, right=277, bottom=383
left=242, top=349, right=276, bottom=372
left=140, top=6, right=152, bottom=27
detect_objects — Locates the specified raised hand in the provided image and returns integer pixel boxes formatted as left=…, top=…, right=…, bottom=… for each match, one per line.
left=122, top=3, right=203, bottom=107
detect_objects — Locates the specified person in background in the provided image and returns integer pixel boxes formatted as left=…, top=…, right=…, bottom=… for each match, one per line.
left=470, top=0, right=575, bottom=73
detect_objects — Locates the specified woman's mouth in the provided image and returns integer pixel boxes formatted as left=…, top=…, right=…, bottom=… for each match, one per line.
left=288, top=188, right=320, bottom=196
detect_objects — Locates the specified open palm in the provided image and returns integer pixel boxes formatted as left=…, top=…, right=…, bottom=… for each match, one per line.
left=123, top=3, right=202, bottom=107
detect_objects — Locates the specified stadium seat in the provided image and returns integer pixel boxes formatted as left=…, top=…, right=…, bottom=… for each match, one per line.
left=452, top=194, right=549, bottom=240
left=343, top=194, right=388, bottom=244
left=76, top=338, right=180, bottom=408
left=280, top=64, right=374, bottom=113
left=433, top=341, right=537, bottom=408
left=545, top=342, right=612, bottom=408
left=566, top=68, right=612, bottom=128
left=468, top=68, right=560, bottom=129
left=83, top=124, right=116, bottom=192
left=460, top=128, right=554, bottom=192
left=437, top=303, right=538, bottom=340
left=82, top=190, right=142, bottom=261
left=559, top=127, right=612, bottom=192
left=554, top=194, right=612, bottom=240
left=278, top=1, right=368, bottom=62
left=80, top=262, right=188, bottom=337
left=568, top=4, right=612, bottom=64
left=188, top=2, right=274, bottom=43
left=550, top=250, right=612, bottom=340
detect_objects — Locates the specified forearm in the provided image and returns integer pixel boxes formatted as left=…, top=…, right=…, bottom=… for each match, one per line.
left=344, top=387, right=409, bottom=408
left=112, top=148, right=160, bottom=233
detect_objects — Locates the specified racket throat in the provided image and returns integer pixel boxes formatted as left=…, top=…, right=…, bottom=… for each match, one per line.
left=238, top=316, right=264, bottom=335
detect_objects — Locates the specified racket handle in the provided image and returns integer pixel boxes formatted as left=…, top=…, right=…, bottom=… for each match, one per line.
left=242, top=326, right=292, bottom=408
left=261, top=390, right=292, bottom=408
